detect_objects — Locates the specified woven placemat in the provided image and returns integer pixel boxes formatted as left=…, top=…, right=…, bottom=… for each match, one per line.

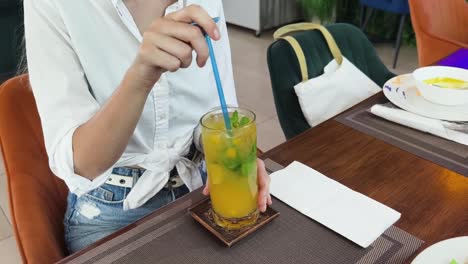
left=64, top=160, right=423, bottom=264
left=335, top=99, right=468, bottom=176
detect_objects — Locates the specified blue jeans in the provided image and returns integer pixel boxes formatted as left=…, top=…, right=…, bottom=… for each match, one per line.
left=64, top=167, right=199, bottom=254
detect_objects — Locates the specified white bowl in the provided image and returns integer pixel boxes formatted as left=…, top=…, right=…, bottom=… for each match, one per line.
left=412, top=66, right=468, bottom=106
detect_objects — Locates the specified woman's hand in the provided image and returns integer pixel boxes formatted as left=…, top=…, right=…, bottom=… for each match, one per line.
left=126, top=4, right=220, bottom=93
left=203, top=158, right=273, bottom=213
left=256, top=158, right=273, bottom=212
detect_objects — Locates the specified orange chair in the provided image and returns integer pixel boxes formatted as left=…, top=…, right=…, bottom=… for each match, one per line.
left=409, top=0, right=468, bottom=66
left=0, top=75, right=68, bottom=263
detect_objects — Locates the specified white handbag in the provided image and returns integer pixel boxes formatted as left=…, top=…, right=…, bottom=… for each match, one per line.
left=274, top=23, right=381, bottom=127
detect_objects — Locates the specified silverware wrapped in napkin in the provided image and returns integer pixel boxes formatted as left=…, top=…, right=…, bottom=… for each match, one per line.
left=370, top=103, right=468, bottom=146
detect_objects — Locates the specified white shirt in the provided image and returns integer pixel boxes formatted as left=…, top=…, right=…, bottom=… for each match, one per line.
left=24, top=0, right=238, bottom=210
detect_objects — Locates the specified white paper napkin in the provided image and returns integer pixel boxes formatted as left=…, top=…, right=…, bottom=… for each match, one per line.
left=370, top=104, right=468, bottom=146
left=270, top=161, right=401, bottom=248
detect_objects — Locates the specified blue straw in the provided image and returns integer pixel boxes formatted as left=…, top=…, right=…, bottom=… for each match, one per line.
left=192, top=17, right=231, bottom=131
left=205, top=35, right=232, bottom=131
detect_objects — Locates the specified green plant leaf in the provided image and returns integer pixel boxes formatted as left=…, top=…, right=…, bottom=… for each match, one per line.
left=299, top=0, right=337, bottom=22
left=304, top=0, right=417, bottom=46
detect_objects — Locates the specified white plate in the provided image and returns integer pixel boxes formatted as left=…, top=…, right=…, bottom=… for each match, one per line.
left=383, top=74, right=468, bottom=121
left=412, top=236, right=468, bottom=264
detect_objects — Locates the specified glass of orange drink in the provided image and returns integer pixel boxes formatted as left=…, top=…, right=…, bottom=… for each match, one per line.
left=201, top=107, right=258, bottom=230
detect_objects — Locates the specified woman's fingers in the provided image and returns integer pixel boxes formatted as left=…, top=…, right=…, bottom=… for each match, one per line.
left=165, top=4, right=218, bottom=67
left=138, top=4, right=216, bottom=73
left=130, top=4, right=219, bottom=90
left=152, top=19, right=209, bottom=67
left=257, top=159, right=271, bottom=213
left=202, top=183, right=210, bottom=196
left=144, top=31, right=194, bottom=68
left=167, top=4, right=220, bottom=40
left=138, top=40, right=181, bottom=72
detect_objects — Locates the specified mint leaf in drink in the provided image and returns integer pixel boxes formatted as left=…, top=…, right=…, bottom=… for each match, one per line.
left=241, top=162, right=256, bottom=177
left=223, top=158, right=240, bottom=170
left=231, top=110, right=239, bottom=123
left=449, top=259, right=458, bottom=264
left=230, top=110, right=240, bottom=128
left=239, top=116, right=250, bottom=127
left=222, top=147, right=240, bottom=170
left=230, top=111, right=252, bottom=129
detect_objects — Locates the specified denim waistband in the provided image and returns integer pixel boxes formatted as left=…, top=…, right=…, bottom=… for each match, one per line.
left=111, top=167, right=146, bottom=177
left=111, top=167, right=179, bottom=178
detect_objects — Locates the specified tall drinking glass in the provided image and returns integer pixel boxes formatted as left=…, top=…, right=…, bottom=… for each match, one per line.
left=201, top=107, right=258, bottom=230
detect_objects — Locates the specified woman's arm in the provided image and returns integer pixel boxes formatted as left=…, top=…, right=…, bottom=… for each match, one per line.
left=73, top=5, right=220, bottom=179
left=26, top=0, right=219, bottom=184
left=71, top=71, right=151, bottom=178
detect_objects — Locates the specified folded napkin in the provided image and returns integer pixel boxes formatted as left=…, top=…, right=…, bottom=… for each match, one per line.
left=269, top=161, right=401, bottom=248
left=370, top=104, right=468, bottom=146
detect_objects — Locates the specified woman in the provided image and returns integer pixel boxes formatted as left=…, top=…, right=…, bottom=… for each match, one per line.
left=24, top=0, right=271, bottom=253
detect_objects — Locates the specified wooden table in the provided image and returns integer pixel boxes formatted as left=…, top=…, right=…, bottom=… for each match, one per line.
left=261, top=93, right=468, bottom=262
left=60, top=93, right=468, bottom=263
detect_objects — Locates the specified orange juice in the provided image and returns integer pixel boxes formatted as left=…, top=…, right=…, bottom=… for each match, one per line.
left=201, top=108, right=258, bottom=230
